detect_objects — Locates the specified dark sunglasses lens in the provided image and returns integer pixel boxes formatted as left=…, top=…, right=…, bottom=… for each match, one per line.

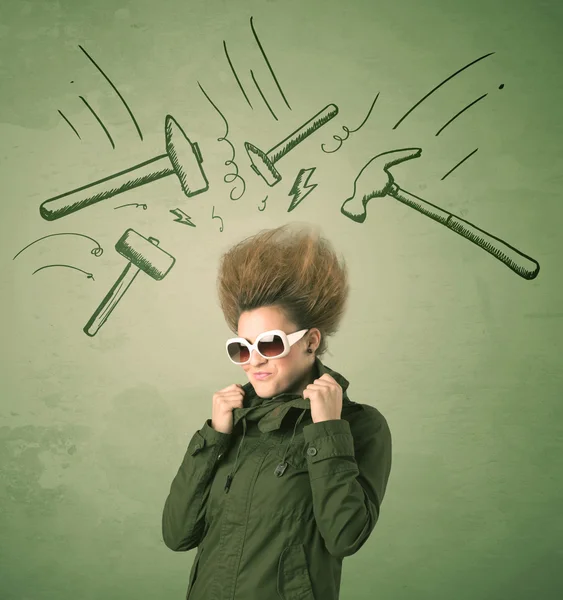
left=258, top=334, right=285, bottom=357
left=227, top=342, right=249, bottom=363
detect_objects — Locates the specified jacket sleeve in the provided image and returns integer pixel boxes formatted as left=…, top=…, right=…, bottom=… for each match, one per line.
left=302, top=409, right=392, bottom=559
left=162, top=419, right=232, bottom=551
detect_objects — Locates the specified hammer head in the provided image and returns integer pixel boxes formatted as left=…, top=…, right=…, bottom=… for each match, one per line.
left=244, top=142, right=281, bottom=187
left=115, top=229, right=175, bottom=280
left=341, top=147, right=422, bottom=222
left=165, top=115, right=209, bottom=197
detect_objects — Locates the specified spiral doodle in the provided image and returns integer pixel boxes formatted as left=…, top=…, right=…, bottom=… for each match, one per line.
left=198, top=82, right=246, bottom=201
left=321, top=93, right=379, bottom=154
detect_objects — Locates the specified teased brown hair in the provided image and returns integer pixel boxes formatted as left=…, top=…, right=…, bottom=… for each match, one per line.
left=216, top=222, right=349, bottom=358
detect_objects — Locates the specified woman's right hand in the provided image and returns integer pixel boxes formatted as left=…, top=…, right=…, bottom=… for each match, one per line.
left=211, top=383, right=245, bottom=434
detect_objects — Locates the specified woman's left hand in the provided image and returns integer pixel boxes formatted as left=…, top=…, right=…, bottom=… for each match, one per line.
left=303, top=373, right=343, bottom=423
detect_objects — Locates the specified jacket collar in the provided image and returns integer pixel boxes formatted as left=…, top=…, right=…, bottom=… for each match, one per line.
left=232, top=356, right=351, bottom=432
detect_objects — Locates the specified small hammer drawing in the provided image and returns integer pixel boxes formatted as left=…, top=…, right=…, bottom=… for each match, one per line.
left=84, top=229, right=175, bottom=336
left=341, top=148, right=540, bottom=280
left=40, top=116, right=208, bottom=221
left=245, top=103, right=338, bottom=187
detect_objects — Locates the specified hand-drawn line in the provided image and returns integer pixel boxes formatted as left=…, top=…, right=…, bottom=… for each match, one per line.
left=78, top=44, right=143, bottom=141
left=58, top=110, right=81, bottom=139
left=170, top=208, right=196, bottom=226
left=79, top=95, right=115, bottom=149
left=223, top=40, right=253, bottom=109
left=258, top=196, right=268, bottom=211
left=198, top=82, right=246, bottom=201
left=33, top=264, right=94, bottom=280
left=245, top=103, right=339, bottom=187
left=393, top=52, right=495, bottom=129
left=13, top=233, right=104, bottom=260
left=288, top=168, right=317, bottom=212
left=250, top=69, right=278, bottom=121
left=212, top=206, right=224, bottom=232
left=321, top=93, right=380, bottom=154
left=84, top=229, right=175, bottom=337
left=340, top=147, right=539, bottom=280
left=39, top=114, right=208, bottom=221
left=441, top=148, right=479, bottom=180
left=113, top=202, right=148, bottom=210
left=436, top=93, right=488, bottom=136
left=249, top=16, right=291, bottom=110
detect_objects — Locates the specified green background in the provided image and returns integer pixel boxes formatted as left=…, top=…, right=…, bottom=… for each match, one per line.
left=1, top=0, right=562, bottom=598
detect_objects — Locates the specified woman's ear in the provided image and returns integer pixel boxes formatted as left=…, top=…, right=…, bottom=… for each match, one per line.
left=309, top=328, right=321, bottom=352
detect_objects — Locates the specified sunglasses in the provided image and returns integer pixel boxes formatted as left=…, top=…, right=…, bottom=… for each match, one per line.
left=226, top=328, right=309, bottom=365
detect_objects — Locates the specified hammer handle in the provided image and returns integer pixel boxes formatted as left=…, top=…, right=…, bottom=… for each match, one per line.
left=84, top=262, right=141, bottom=336
left=267, top=104, right=338, bottom=164
left=40, top=155, right=173, bottom=221
left=392, top=184, right=540, bottom=280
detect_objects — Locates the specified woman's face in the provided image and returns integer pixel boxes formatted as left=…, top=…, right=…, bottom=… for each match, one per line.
left=237, top=306, right=319, bottom=398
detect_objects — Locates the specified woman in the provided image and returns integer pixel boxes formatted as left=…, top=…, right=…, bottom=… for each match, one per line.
left=162, top=222, right=392, bottom=599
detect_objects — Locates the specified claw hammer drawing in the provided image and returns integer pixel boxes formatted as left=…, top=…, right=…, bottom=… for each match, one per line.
left=84, top=229, right=175, bottom=336
left=341, top=148, right=540, bottom=280
left=40, top=116, right=208, bottom=221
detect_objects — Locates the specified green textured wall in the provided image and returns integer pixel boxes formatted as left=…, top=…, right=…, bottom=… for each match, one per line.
left=1, top=0, right=562, bottom=598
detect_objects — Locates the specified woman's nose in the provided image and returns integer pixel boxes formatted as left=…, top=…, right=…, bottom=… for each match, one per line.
left=249, top=349, right=266, bottom=365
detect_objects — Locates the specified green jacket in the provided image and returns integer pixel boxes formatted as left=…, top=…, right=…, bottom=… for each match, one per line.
left=162, top=357, right=392, bottom=599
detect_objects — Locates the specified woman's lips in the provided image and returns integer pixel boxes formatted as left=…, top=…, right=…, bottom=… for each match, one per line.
left=253, top=372, right=271, bottom=380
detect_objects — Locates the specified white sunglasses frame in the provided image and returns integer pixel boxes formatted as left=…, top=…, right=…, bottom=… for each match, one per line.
left=225, top=328, right=309, bottom=365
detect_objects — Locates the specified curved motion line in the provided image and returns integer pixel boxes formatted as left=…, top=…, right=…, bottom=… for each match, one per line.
left=393, top=51, right=494, bottom=129
left=223, top=41, right=253, bottom=109
left=436, top=93, right=487, bottom=136
left=321, top=93, right=379, bottom=154
left=114, top=202, right=148, bottom=210
left=198, top=82, right=246, bottom=201
left=78, top=44, right=143, bottom=141
left=441, top=148, right=478, bottom=180
left=13, top=233, right=104, bottom=260
left=58, top=110, right=81, bottom=139
left=249, top=16, right=291, bottom=110
left=32, top=264, right=94, bottom=280
left=250, top=69, right=278, bottom=121
left=79, top=96, right=115, bottom=149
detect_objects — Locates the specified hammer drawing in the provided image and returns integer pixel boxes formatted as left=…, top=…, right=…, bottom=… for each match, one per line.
left=245, top=103, right=338, bottom=186
left=40, top=116, right=208, bottom=221
left=84, top=229, right=175, bottom=336
left=341, top=148, right=540, bottom=280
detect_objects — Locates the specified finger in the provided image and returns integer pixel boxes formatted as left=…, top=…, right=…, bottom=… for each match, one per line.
left=311, top=379, right=333, bottom=388
left=306, top=381, right=326, bottom=388
left=218, top=384, right=240, bottom=393
left=216, top=392, right=244, bottom=404
left=319, top=375, right=340, bottom=387
left=222, top=391, right=245, bottom=401
left=218, top=398, right=243, bottom=410
left=303, top=386, right=322, bottom=394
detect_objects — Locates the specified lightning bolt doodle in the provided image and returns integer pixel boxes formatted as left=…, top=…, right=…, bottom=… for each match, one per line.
left=288, top=168, right=317, bottom=212
left=170, top=208, right=196, bottom=227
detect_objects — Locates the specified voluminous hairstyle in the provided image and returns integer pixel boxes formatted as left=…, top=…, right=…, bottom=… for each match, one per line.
left=216, top=222, right=349, bottom=358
